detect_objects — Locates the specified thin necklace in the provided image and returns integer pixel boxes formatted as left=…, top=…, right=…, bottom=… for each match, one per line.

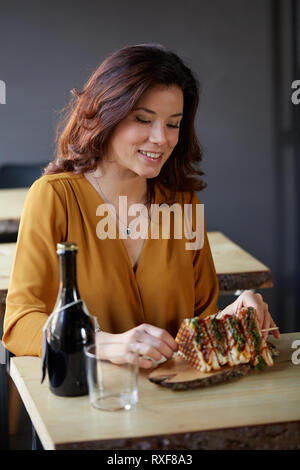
left=92, top=175, right=150, bottom=237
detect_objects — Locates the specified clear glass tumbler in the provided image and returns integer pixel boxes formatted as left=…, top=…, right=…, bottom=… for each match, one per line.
left=84, top=342, right=139, bottom=411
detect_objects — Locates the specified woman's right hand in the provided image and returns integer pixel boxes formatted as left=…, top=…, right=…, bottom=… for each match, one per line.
left=96, top=324, right=178, bottom=369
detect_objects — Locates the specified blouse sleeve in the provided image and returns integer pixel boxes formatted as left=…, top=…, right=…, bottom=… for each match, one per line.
left=2, top=178, right=67, bottom=357
left=191, top=192, right=219, bottom=318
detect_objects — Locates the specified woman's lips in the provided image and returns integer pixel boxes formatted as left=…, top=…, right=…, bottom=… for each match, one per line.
left=138, top=150, right=163, bottom=164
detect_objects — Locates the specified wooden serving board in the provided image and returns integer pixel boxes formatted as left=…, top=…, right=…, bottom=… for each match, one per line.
left=149, top=340, right=280, bottom=391
left=148, top=355, right=251, bottom=390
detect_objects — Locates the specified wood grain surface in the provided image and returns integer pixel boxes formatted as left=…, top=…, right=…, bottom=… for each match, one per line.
left=148, top=356, right=251, bottom=390
left=148, top=340, right=279, bottom=390
left=9, top=333, right=300, bottom=450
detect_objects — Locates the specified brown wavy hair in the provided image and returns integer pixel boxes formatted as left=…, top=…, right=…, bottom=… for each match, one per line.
left=44, top=44, right=206, bottom=200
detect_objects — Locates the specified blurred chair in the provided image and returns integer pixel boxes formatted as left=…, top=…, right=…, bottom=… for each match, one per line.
left=0, top=162, right=48, bottom=189
left=0, top=162, right=48, bottom=243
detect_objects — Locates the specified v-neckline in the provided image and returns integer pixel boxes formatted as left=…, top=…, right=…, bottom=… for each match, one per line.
left=83, top=174, right=156, bottom=277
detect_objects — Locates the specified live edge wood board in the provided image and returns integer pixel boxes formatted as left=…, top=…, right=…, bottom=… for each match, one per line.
left=207, top=232, right=273, bottom=291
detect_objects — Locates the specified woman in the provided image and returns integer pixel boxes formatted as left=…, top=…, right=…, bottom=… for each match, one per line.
left=2, top=44, right=279, bottom=368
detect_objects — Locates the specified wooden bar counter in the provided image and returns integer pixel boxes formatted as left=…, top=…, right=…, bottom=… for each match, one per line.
left=0, top=243, right=16, bottom=304
left=207, top=232, right=272, bottom=291
left=9, top=333, right=300, bottom=450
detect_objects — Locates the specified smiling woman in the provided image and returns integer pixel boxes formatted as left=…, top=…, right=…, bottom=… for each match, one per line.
left=45, top=44, right=206, bottom=201
left=105, top=84, right=184, bottom=180
left=2, top=44, right=278, bottom=367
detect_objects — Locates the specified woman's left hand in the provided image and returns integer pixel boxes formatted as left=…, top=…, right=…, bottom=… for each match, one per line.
left=218, top=290, right=280, bottom=340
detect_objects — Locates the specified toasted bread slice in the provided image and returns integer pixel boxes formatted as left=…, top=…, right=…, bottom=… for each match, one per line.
left=237, top=306, right=274, bottom=368
left=202, top=315, right=228, bottom=366
left=176, top=318, right=220, bottom=372
left=222, top=315, right=252, bottom=366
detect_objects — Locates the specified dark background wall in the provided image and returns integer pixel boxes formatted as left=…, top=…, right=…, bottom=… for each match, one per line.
left=0, top=0, right=298, bottom=332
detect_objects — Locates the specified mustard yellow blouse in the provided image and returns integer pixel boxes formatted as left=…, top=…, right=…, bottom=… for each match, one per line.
left=2, top=172, right=219, bottom=357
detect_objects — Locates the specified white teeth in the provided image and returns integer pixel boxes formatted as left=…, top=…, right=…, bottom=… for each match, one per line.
left=139, top=150, right=162, bottom=159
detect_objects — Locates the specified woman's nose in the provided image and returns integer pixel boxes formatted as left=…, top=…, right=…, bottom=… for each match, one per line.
left=149, top=123, right=167, bottom=145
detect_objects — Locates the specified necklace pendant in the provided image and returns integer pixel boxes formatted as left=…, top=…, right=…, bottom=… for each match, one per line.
left=126, top=226, right=131, bottom=236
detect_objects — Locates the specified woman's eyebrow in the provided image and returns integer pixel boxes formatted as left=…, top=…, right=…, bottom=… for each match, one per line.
left=135, top=107, right=183, bottom=118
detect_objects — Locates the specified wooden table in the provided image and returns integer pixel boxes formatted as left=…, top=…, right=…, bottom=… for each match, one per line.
left=0, top=233, right=272, bottom=304
left=207, top=232, right=272, bottom=291
left=0, top=243, right=16, bottom=304
left=9, top=333, right=300, bottom=450
left=0, top=188, right=27, bottom=235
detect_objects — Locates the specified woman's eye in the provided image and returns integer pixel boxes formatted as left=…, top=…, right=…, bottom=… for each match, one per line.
left=135, top=116, right=180, bottom=129
left=136, top=116, right=151, bottom=124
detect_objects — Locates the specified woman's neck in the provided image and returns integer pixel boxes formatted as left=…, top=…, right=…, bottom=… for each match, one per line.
left=87, top=160, right=148, bottom=208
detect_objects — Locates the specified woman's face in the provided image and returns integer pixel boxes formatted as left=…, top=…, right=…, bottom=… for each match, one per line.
left=105, top=84, right=184, bottom=179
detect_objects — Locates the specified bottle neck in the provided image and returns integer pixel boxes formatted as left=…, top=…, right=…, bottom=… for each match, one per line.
left=57, top=251, right=80, bottom=304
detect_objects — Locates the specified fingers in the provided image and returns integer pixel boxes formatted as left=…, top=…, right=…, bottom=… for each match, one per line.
left=97, top=343, right=164, bottom=369
left=266, top=313, right=280, bottom=339
left=124, top=349, right=154, bottom=369
left=124, top=323, right=178, bottom=369
left=138, top=356, right=157, bottom=369
left=106, top=350, right=154, bottom=369
left=139, top=324, right=178, bottom=353
left=252, top=298, right=280, bottom=339
left=137, top=326, right=177, bottom=362
left=261, top=302, right=277, bottom=339
left=131, top=340, right=164, bottom=362
left=239, top=292, right=264, bottom=326
left=97, top=324, right=178, bottom=369
left=217, top=290, right=280, bottom=340
left=261, top=302, right=270, bottom=339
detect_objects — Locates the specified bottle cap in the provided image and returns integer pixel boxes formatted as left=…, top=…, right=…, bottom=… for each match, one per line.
left=56, top=242, right=78, bottom=254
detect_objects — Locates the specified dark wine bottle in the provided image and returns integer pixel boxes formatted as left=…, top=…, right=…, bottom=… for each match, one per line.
left=42, top=242, right=95, bottom=397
